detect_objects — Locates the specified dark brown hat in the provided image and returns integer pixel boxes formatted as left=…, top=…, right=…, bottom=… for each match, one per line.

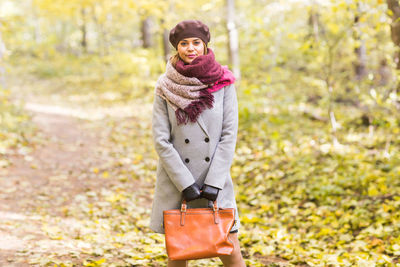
left=169, top=20, right=210, bottom=49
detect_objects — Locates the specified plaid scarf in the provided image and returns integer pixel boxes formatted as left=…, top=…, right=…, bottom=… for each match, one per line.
left=155, top=49, right=235, bottom=125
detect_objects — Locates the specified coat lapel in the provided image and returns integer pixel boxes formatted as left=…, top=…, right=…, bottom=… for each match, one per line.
left=196, top=114, right=209, bottom=136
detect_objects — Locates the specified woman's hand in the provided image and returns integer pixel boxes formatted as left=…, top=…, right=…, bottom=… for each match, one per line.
left=201, top=184, right=220, bottom=201
left=182, top=183, right=201, bottom=201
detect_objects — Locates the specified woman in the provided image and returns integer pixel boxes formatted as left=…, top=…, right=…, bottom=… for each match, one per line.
left=149, top=20, right=246, bottom=267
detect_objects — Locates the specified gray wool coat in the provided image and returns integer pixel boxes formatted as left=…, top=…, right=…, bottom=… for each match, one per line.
left=149, top=83, right=241, bottom=234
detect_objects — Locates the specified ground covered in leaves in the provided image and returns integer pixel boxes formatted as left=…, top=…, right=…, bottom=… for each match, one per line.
left=1, top=53, right=400, bottom=266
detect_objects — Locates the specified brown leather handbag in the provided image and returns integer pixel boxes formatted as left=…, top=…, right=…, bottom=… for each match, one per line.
left=163, top=199, right=236, bottom=260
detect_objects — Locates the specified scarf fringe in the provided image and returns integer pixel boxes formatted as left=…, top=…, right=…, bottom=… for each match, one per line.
left=176, top=90, right=214, bottom=125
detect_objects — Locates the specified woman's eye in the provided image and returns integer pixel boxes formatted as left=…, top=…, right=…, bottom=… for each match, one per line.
left=180, top=42, right=187, bottom=46
left=194, top=41, right=201, bottom=45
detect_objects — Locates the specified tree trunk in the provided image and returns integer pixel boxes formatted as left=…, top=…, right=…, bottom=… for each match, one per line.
left=308, top=5, right=320, bottom=43
left=162, top=28, right=170, bottom=62
left=54, top=21, right=67, bottom=53
left=92, top=4, right=109, bottom=56
left=160, top=1, right=174, bottom=63
left=161, top=18, right=171, bottom=63
left=226, top=0, right=241, bottom=80
left=378, top=59, right=392, bottom=87
left=354, top=40, right=367, bottom=80
left=387, top=0, right=400, bottom=70
left=29, top=0, right=41, bottom=45
left=141, top=16, right=153, bottom=48
left=81, top=7, right=87, bottom=53
left=353, top=3, right=367, bottom=80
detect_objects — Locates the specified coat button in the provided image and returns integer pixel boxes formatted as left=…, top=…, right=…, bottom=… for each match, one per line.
left=185, top=139, right=190, bottom=143
left=185, top=158, right=190, bottom=163
left=204, top=137, right=209, bottom=143
left=205, top=157, right=210, bottom=162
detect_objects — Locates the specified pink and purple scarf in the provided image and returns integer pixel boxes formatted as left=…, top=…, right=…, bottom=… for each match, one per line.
left=155, top=48, right=235, bottom=125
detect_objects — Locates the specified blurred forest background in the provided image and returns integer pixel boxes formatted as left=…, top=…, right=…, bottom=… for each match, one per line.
left=1, top=0, right=400, bottom=266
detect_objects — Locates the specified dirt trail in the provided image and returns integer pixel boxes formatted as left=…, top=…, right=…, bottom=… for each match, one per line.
left=0, top=107, right=110, bottom=266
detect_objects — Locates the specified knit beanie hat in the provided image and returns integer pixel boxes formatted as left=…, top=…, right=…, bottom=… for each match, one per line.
left=169, top=20, right=210, bottom=49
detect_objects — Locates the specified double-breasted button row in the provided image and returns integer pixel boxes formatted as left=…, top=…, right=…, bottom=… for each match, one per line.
left=184, top=137, right=209, bottom=144
left=183, top=137, right=210, bottom=164
left=185, top=157, right=209, bottom=163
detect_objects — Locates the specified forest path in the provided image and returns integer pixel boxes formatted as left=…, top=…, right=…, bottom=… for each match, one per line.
left=0, top=102, right=124, bottom=266
left=0, top=71, right=158, bottom=266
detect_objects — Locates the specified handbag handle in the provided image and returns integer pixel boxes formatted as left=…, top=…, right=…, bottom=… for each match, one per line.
left=180, top=199, right=220, bottom=226
left=180, top=189, right=218, bottom=212
left=180, top=199, right=218, bottom=212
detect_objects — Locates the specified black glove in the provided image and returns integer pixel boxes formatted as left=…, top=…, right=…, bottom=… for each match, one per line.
left=201, top=184, right=220, bottom=201
left=182, top=183, right=201, bottom=202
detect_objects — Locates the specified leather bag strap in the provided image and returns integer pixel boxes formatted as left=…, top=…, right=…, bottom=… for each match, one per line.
left=180, top=199, right=220, bottom=225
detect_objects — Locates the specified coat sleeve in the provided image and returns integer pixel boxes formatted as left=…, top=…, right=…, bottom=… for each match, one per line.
left=152, top=94, right=196, bottom=192
left=203, top=84, right=238, bottom=189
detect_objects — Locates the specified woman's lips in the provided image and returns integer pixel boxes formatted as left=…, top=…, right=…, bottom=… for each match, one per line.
left=187, top=54, right=197, bottom=58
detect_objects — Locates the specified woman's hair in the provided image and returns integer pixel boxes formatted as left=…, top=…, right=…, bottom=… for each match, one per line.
left=169, top=40, right=208, bottom=67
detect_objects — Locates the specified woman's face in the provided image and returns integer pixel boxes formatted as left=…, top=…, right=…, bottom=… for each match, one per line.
left=177, top=37, right=205, bottom=64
